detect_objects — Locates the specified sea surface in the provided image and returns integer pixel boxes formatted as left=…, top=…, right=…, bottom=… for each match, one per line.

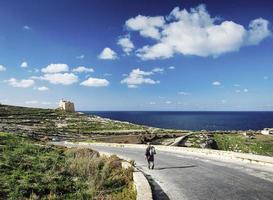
left=83, top=111, right=273, bottom=131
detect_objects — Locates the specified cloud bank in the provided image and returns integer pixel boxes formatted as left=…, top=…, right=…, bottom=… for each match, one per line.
left=125, top=4, right=271, bottom=60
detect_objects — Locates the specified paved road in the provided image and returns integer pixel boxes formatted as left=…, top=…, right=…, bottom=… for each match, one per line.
left=56, top=142, right=273, bottom=200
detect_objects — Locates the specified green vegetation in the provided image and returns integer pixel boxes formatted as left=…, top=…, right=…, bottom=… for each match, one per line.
left=0, top=104, right=147, bottom=141
left=214, top=134, right=273, bottom=156
left=0, top=132, right=136, bottom=199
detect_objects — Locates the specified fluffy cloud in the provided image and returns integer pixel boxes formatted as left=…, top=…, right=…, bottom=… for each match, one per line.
left=168, top=66, right=175, bottom=70
left=21, top=61, right=28, bottom=68
left=72, top=66, right=94, bottom=73
left=6, top=78, right=35, bottom=88
left=121, top=68, right=159, bottom=88
left=98, top=47, right=118, bottom=60
left=0, top=65, right=6, bottom=72
left=40, top=73, right=78, bottom=85
left=125, top=15, right=165, bottom=39
left=41, top=64, right=69, bottom=73
left=117, top=35, right=135, bottom=54
left=247, top=18, right=271, bottom=45
left=80, top=77, right=109, bottom=87
left=212, top=81, right=221, bottom=86
left=126, top=4, right=271, bottom=60
left=37, top=86, right=49, bottom=91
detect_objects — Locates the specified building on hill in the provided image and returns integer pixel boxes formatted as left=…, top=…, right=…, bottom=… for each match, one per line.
left=58, top=99, right=75, bottom=112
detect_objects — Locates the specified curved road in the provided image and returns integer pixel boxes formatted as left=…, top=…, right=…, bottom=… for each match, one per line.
left=56, top=142, right=273, bottom=200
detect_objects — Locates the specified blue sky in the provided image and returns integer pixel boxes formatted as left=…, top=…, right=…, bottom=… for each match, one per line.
left=0, top=0, right=273, bottom=111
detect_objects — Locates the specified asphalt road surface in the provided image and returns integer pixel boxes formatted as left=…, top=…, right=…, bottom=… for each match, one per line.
left=55, top=142, right=273, bottom=200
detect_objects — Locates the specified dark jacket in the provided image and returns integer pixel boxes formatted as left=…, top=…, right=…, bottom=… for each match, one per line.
left=145, top=146, right=156, bottom=161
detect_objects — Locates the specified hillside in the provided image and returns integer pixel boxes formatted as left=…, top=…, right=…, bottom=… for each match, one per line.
left=0, top=132, right=135, bottom=199
left=0, top=104, right=149, bottom=141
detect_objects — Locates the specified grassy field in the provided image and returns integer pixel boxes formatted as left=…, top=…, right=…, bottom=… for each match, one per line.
left=214, top=134, right=273, bottom=156
left=0, top=132, right=136, bottom=200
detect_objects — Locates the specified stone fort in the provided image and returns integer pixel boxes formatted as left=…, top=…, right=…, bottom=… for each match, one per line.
left=58, top=99, right=75, bottom=112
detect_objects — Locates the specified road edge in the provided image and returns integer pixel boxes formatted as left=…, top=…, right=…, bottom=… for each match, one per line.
left=78, top=142, right=273, bottom=169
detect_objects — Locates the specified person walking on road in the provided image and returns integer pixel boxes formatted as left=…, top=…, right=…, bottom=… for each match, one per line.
left=145, top=142, right=156, bottom=169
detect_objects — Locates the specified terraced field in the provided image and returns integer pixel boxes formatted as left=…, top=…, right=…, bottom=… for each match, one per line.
left=0, top=104, right=149, bottom=141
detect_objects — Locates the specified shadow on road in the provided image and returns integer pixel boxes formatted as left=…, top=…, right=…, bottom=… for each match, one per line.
left=144, top=173, right=170, bottom=200
left=154, top=165, right=196, bottom=170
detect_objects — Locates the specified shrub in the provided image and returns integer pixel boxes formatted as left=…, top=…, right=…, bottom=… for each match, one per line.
left=0, top=133, right=136, bottom=199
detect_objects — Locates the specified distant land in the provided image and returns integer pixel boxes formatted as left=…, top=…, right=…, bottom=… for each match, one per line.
left=1, top=104, right=273, bottom=156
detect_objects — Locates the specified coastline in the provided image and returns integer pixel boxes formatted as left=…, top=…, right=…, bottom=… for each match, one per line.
left=0, top=104, right=273, bottom=157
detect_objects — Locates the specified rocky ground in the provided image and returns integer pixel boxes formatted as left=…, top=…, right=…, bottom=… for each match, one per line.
left=0, top=104, right=148, bottom=140
left=0, top=104, right=186, bottom=141
left=1, top=104, right=272, bottom=156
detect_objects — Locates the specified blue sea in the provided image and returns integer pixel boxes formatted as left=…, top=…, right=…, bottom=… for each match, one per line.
left=83, top=111, right=273, bottom=131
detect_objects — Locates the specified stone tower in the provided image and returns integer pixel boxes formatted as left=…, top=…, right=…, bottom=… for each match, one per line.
left=58, top=99, right=75, bottom=112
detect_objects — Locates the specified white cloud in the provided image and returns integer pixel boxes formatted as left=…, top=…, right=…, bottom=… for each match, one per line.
left=178, top=91, right=191, bottom=95
left=127, top=4, right=271, bottom=60
left=103, top=73, right=112, bottom=77
left=37, top=86, right=49, bottom=91
left=165, top=101, right=172, bottom=104
left=212, top=81, right=221, bottom=86
left=149, top=102, right=156, bottom=105
left=128, top=84, right=138, bottom=88
left=125, top=15, right=165, bottom=39
left=235, top=88, right=249, bottom=93
left=117, top=35, right=135, bottom=54
left=247, top=18, right=271, bottom=45
left=152, top=67, right=164, bottom=73
left=23, top=25, right=30, bottom=30
left=168, top=66, right=175, bottom=70
left=0, top=65, right=6, bottom=72
left=80, top=77, right=109, bottom=87
left=98, top=47, right=118, bottom=60
left=137, top=43, right=174, bottom=60
left=41, top=64, right=69, bottom=73
left=72, top=66, right=94, bottom=73
left=20, top=61, right=28, bottom=68
left=76, top=54, right=85, bottom=59
left=6, top=78, right=35, bottom=88
left=121, top=68, right=159, bottom=88
left=41, top=73, right=78, bottom=85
